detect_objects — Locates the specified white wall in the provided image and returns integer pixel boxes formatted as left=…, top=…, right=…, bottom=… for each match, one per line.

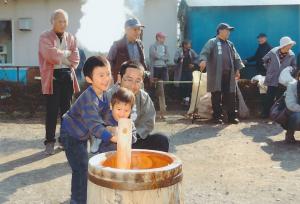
left=0, top=0, right=178, bottom=66
left=0, top=0, right=82, bottom=66
left=143, top=0, right=178, bottom=65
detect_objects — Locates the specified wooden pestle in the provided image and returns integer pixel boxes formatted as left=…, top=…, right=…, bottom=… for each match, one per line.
left=116, top=118, right=132, bottom=169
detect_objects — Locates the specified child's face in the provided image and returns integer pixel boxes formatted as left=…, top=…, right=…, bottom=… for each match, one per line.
left=86, top=66, right=111, bottom=93
left=112, top=102, right=132, bottom=122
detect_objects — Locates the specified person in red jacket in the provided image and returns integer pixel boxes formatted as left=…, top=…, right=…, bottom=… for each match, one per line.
left=38, top=9, right=80, bottom=155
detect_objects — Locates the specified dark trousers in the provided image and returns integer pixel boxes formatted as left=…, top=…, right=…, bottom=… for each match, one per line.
left=61, top=132, right=88, bottom=204
left=211, top=70, right=236, bottom=119
left=180, top=70, right=193, bottom=99
left=262, top=85, right=286, bottom=116
left=132, top=133, right=169, bottom=152
left=45, top=70, right=73, bottom=145
left=153, top=67, right=168, bottom=81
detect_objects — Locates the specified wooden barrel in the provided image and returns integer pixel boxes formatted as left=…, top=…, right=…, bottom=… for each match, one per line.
left=87, top=149, right=183, bottom=204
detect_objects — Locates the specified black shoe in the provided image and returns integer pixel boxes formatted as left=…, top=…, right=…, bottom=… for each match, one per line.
left=285, top=131, right=296, bottom=144
left=228, top=118, right=239, bottom=124
left=285, top=137, right=297, bottom=144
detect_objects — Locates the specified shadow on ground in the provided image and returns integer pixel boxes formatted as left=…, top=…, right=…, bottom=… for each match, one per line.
left=0, top=149, right=63, bottom=173
left=242, top=120, right=300, bottom=171
left=0, top=161, right=69, bottom=203
left=241, top=121, right=284, bottom=143
left=169, top=123, right=226, bottom=152
left=261, top=139, right=300, bottom=172
left=0, top=138, right=43, bottom=156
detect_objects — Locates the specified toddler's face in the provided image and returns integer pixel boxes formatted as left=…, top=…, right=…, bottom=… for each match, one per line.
left=112, top=102, right=132, bottom=122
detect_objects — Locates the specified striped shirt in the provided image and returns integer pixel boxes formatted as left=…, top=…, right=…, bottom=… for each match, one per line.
left=61, top=86, right=111, bottom=141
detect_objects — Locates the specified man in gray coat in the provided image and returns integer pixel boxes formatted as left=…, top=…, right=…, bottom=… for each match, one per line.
left=199, top=23, right=244, bottom=124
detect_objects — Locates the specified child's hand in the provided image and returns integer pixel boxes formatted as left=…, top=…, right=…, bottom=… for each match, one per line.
left=110, top=136, right=117, bottom=143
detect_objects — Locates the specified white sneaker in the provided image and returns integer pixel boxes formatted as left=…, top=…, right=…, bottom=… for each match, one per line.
left=90, top=138, right=101, bottom=154
left=45, top=142, right=55, bottom=155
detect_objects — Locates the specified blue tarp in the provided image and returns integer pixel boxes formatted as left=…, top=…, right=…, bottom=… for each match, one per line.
left=0, top=68, right=27, bottom=83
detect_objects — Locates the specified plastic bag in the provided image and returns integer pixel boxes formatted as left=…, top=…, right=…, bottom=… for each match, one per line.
left=236, top=81, right=250, bottom=118
left=279, top=66, right=296, bottom=87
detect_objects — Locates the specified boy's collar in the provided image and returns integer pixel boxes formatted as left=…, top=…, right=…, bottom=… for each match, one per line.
left=88, top=86, right=106, bottom=102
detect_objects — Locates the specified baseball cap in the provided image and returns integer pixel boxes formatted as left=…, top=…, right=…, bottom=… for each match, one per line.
left=125, top=18, right=144, bottom=28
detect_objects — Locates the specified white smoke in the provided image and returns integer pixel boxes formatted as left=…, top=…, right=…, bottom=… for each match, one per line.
left=127, top=0, right=145, bottom=18
left=76, top=0, right=145, bottom=53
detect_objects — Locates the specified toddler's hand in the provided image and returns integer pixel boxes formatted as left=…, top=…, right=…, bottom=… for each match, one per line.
left=110, top=136, right=117, bottom=143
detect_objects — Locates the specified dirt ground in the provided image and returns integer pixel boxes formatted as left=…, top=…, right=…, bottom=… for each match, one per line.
left=1, top=112, right=300, bottom=204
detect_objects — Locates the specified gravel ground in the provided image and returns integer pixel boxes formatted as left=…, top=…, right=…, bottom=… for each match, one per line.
left=1, top=113, right=300, bottom=204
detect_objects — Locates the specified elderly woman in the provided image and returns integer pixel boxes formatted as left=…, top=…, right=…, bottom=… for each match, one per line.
left=261, top=36, right=297, bottom=118
left=284, top=71, right=300, bottom=143
left=38, top=9, right=80, bottom=154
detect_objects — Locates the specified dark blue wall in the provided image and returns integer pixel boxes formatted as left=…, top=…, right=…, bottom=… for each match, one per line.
left=186, top=5, right=300, bottom=59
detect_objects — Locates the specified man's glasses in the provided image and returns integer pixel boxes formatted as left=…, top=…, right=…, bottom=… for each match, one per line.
left=122, top=77, right=143, bottom=85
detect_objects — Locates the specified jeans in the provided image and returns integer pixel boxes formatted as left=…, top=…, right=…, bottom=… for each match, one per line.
left=45, top=69, right=73, bottom=145
left=287, top=112, right=300, bottom=130
left=132, top=133, right=169, bottom=152
left=61, top=131, right=88, bottom=204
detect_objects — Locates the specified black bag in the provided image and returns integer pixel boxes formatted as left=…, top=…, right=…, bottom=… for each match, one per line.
left=270, top=96, right=290, bottom=128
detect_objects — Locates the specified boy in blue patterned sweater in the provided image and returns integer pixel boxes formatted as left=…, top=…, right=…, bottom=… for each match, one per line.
left=60, top=56, right=116, bottom=204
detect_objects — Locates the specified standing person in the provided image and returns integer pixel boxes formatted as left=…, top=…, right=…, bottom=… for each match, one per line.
left=108, top=61, right=169, bottom=152
left=107, top=18, right=146, bottom=83
left=149, top=32, right=169, bottom=81
left=61, top=56, right=113, bottom=204
left=261, top=36, right=297, bottom=118
left=149, top=32, right=169, bottom=118
left=174, top=40, right=198, bottom=103
left=199, top=23, right=244, bottom=124
left=38, top=9, right=80, bottom=155
left=246, top=33, right=272, bottom=76
left=245, top=33, right=272, bottom=75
